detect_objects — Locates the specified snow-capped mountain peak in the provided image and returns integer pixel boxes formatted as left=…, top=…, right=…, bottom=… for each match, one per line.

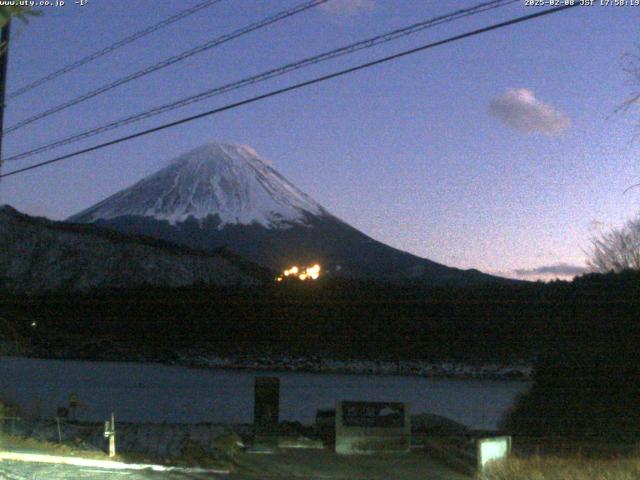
left=70, top=143, right=326, bottom=228
left=68, top=142, right=510, bottom=285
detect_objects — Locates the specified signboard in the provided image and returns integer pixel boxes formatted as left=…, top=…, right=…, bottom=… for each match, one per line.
left=252, top=377, right=280, bottom=452
left=335, top=400, right=410, bottom=455
left=341, top=401, right=405, bottom=428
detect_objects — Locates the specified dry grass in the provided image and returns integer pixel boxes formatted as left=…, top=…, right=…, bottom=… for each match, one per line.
left=172, top=439, right=231, bottom=469
left=483, top=456, right=640, bottom=480
left=1, top=434, right=110, bottom=460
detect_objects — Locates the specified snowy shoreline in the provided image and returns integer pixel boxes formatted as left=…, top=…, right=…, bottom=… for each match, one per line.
left=0, top=345, right=533, bottom=381
left=179, top=355, right=533, bottom=381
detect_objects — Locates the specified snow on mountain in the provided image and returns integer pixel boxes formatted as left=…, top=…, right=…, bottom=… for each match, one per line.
left=68, top=142, right=512, bottom=284
left=70, top=143, right=326, bottom=228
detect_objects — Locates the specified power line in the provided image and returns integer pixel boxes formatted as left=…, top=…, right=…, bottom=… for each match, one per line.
left=4, top=0, right=519, bottom=163
left=6, top=0, right=223, bottom=101
left=3, top=0, right=330, bottom=135
left=0, top=4, right=578, bottom=180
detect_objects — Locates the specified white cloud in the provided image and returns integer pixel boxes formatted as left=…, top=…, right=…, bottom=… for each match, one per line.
left=513, top=262, right=587, bottom=279
left=489, top=88, right=570, bottom=136
left=319, top=0, right=375, bottom=16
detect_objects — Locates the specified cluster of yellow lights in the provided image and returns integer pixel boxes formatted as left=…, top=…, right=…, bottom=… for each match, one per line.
left=276, top=264, right=321, bottom=282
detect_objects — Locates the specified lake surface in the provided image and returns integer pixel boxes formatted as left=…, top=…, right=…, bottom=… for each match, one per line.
left=0, top=357, right=530, bottom=430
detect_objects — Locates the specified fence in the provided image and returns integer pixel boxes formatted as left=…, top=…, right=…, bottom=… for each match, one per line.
left=0, top=414, right=249, bottom=461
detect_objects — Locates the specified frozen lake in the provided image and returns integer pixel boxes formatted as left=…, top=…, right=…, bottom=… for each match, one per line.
left=0, top=357, right=530, bottom=430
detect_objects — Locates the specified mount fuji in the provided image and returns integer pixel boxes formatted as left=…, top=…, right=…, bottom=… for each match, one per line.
left=69, top=143, right=506, bottom=284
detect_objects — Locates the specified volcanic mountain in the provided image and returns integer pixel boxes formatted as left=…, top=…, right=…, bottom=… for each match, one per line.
left=69, top=143, right=506, bottom=284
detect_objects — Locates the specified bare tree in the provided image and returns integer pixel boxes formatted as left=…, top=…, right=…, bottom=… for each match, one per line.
left=590, top=51, right=640, bottom=270
left=588, top=216, right=640, bottom=272
left=615, top=48, right=640, bottom=112
left=0, top=7, right=40, bottom=59
left=0, top=6, right=40, bottom=29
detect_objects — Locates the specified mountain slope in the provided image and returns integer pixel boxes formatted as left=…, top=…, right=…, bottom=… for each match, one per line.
left=69, top=142, right=509, bottom=285
left=0, top=205, right=267, bottom=294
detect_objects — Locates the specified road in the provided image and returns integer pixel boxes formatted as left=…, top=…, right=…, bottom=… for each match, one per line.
left=0, top=460, right=224, bottom=479
left=0, top=451, right=470, bottom=479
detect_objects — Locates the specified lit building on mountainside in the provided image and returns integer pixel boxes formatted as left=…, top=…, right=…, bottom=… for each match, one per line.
left=276, top=264, right=321, bottom=282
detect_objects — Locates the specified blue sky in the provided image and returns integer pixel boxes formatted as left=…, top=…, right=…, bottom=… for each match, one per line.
left=1, top=0, right=638, bottom=280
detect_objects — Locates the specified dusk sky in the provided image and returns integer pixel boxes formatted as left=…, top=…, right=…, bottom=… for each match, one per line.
left=1, top=0, right=638, bottom=281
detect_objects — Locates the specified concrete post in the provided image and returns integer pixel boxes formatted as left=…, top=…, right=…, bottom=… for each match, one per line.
left=104, top=413, right=116, bottom=458
left=252, top=377, right=280, bottom=453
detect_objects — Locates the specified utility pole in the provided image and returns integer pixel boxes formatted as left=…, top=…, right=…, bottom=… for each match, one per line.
left=0, top=20, right=10, bottom=176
